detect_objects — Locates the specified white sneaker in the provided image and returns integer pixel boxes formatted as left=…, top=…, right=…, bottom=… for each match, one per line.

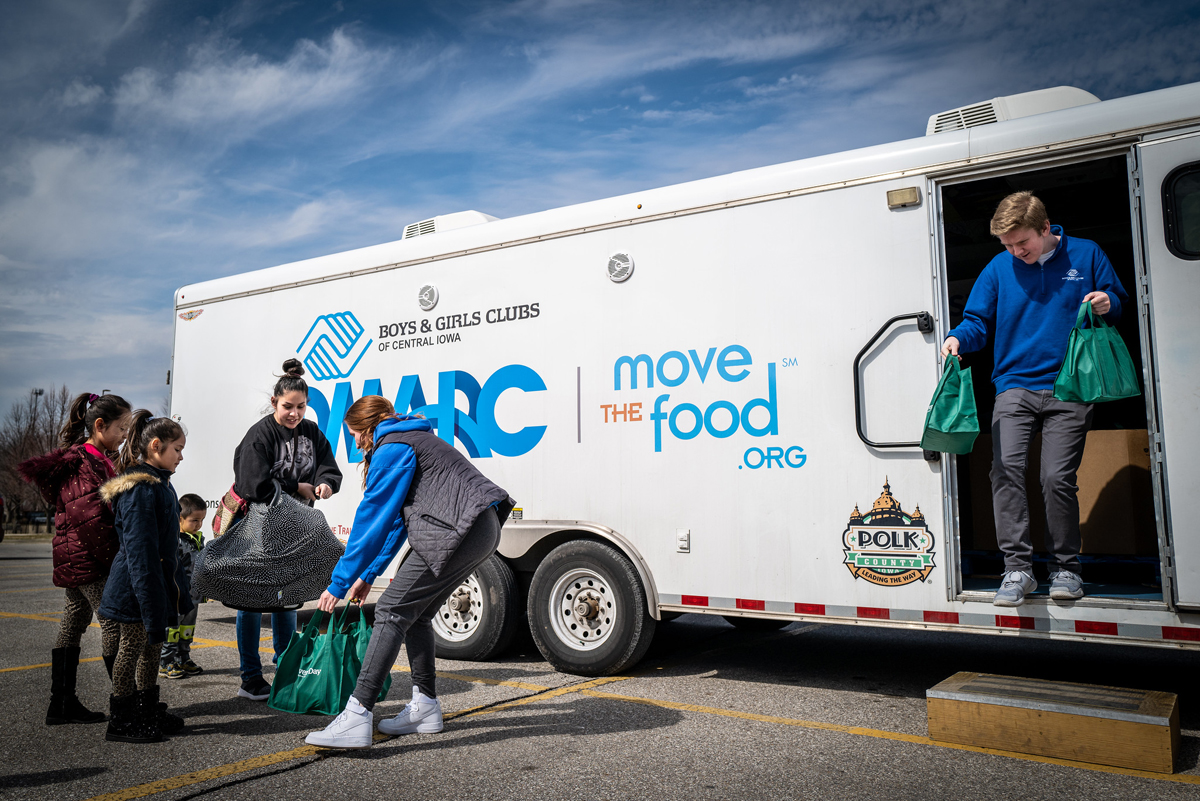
left=304, top=701, right=373, bottom=749
left=378, top=688, right=443, bottom=736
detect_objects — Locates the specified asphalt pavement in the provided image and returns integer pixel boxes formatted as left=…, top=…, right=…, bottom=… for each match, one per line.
left=3, top=537, right=1200, bottom=800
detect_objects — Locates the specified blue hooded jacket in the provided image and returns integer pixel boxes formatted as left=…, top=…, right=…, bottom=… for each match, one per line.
left=327, top=416, right=430, bottom=597
left=946, top=226, right=1129, bottom=394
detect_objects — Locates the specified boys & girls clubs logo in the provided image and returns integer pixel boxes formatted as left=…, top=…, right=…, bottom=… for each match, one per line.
left=296, top=310, right=547, bottom=462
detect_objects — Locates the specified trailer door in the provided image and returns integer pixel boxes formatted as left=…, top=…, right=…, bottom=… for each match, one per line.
left=1136, top=130, right=1200, bottom=608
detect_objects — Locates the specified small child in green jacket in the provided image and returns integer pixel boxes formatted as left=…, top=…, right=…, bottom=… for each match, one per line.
left=160, top=494, right=206, bottom=679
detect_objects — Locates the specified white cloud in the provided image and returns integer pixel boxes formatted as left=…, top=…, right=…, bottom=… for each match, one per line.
left=60, top=80, right=106, bottom=107
left=113, top=28, right=403, bottom=137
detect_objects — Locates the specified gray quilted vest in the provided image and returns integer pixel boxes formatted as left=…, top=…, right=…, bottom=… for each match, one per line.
left=373, top=429, right=515, bottom=577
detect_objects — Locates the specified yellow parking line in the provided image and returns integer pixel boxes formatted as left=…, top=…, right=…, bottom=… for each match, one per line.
left=79, top=669, right=564, bottom=801
left=82, top=745, right=322, bottom=801
left=435, top=669, right=549, bottom=693
left=0, top=611, right=62, bottom=622
left=580, top=689, right=1200, bottom=785
left=459, top=675, right=631, bottom=718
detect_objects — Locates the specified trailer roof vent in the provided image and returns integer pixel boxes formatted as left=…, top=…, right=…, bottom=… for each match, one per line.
left=925, top=86, right=1100, bottom=136
left=402, top=209, right=499, bottom=239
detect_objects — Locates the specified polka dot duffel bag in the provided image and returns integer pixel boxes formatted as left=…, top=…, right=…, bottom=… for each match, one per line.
left=192, top=482, right=345, bottom=612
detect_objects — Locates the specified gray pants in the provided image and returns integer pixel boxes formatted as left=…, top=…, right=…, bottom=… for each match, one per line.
left=991, top=388, right=1093, bottom=574
left=161, top=606, right=198, bottom=665
left=353, top=509, right=502, bottom=711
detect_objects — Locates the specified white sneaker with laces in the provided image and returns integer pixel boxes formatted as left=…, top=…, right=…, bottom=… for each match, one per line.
left=305, top=699, right=374, bottom=749
left=378, top=688, right=443, bottom=736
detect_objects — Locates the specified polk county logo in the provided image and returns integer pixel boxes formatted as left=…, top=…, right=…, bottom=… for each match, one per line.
left=842, top=479, right=935, bottom=587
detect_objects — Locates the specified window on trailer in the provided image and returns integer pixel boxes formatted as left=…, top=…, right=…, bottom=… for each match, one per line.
left=939, top=155, right=1160, bottom=600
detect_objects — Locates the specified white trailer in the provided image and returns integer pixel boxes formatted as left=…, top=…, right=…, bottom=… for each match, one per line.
left=170, top=81, right=1200, bottom=676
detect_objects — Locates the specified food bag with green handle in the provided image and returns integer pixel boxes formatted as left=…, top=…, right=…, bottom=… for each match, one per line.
left=268, top=605, right=391, bottom=715
left=920, top=357, right=979, bottom=455
left=1053, top=301, right=1141, bottom=403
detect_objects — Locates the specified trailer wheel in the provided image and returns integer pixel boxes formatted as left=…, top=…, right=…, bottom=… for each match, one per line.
left=722, top=615, right=791, bottom=631
left=528, top=540, right=656, bottom=676
left=432, top=554, right=518, bottom=661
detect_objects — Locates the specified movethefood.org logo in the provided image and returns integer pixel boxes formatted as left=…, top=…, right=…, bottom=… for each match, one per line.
left=298, top=311, right=373, bottom=381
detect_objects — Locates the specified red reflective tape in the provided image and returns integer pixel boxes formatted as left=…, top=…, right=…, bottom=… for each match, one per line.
left=736, top=598, right=765, bottom=611
left=795, top=603, right=826, bottom=615
left=1075, top=620, right=1118, bottom=636
left=996, top=615, right=1036, bottom=629
left=923, top=611, right=958, bottom=624
left=1163, top=626, right=1200, bottom=642
left=857, top=607, right=889, bottom=620
left=681, top=595, right=709, bottom=607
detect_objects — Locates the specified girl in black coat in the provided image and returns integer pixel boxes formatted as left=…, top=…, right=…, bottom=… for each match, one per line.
left=98, top=411, right=191, bottom=743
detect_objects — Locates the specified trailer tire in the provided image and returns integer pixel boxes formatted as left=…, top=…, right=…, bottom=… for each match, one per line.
left=528, top=540, right=656, bottom=677
left=432, top=554, right=519, bottom=661
left=722, top=615, right=791, bottom=631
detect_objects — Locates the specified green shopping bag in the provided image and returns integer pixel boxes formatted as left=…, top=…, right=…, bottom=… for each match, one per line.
left=920, top=357, right=979, bottom=455
left=268, top=605, right=391, bottom=715
left=1053, top=302, right=1141, bottom=403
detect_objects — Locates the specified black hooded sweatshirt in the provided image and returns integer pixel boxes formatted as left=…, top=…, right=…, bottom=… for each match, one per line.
left=233, top=415, right=342, bottom=505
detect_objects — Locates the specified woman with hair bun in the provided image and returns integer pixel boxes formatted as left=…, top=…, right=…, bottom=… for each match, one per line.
left=230, top=359, right=342, bottom=702
left=18, top=391, right=132, bottom=726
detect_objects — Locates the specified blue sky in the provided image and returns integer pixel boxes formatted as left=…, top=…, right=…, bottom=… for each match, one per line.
left=1, top=0, right=1198, bottom=416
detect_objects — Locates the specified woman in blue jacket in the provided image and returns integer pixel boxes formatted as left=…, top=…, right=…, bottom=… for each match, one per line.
left=305, top=396, right=514, bottom=749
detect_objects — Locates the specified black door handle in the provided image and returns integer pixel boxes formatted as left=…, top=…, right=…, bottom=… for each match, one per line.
left=853, top=311, right=935, bottom=450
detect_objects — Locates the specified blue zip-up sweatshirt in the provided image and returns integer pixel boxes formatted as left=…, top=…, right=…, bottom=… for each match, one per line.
left=946, top=226, right=1129, bottom=394
left=327, top=415, right=430, bottom=597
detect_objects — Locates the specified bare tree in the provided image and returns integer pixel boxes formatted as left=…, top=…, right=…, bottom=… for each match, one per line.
left=0, top=386, right=71, bottom=533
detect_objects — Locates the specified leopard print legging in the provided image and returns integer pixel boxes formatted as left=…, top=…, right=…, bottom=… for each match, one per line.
left=55, top=579, right=120, bottom=655
left=110, top=623, right=161, bottom=697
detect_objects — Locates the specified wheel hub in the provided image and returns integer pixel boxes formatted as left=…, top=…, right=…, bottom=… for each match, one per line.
left=549, top=569, right=618, bottom=651
left=433, top=574, right=484, bottom=643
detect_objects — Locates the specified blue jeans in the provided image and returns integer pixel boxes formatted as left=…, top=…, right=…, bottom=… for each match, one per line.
left=236, top=610, right=297, bottom=682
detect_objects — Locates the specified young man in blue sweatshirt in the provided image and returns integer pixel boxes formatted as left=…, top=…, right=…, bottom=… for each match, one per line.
left=941, top=192, right=1129, bottom=607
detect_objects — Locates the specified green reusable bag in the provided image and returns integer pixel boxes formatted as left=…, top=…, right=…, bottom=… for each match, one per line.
left=920, top=357, right=980, bottom=455
left=268, top=605, right=391, bottom=715
left=1053, top=302, right=1141, bottom=403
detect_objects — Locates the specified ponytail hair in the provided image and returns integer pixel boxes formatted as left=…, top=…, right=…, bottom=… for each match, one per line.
left=58, top=392, right=132, bottom=449
left=118, top=409, right=185, bottom=472
left=273, top=358, right=308, bottom=400
left=343, top=396, right=401, bottom=487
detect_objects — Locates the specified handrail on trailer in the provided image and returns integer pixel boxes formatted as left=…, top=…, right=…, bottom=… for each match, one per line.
left=852, top=311, right=937, bottom=457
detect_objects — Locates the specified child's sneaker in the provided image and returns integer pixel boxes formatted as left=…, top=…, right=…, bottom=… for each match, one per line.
left=180, top=660, right=204, bottom=676
left=163, top=662, right=186, bottom=680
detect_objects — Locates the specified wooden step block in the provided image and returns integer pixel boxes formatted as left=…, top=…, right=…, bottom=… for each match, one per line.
left=927, top=672, right=1179, bottom=773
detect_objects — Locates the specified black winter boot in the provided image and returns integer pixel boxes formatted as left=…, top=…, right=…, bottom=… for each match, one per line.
left=104, top=693, right=161, bottom=743
left=146, top=685, right=184, bottom=734
left=46, top=647, right=106, bottom=725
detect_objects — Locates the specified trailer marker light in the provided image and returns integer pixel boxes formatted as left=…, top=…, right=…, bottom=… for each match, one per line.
left=1162, top=626, right=1200, bottom=642
left=858, top=607, right=889, bottom=620
left=795, top=603, right=825, bottom=615
left=996, top=615, right=1036, bottom=630
left=1075, top=620, right=1118, bottom=636
left=681, top=595, right=709, bottom=607
left=736, top=599, right=765, bottom=611
left=923, top=611, right=958, bottom=624
left=886, top=187, right=921, bottom=209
